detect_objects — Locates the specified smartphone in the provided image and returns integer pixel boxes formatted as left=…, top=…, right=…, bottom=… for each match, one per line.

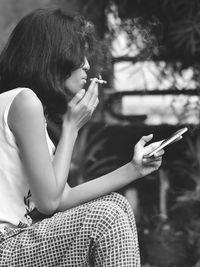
left=146, top=127, right=188, bottom=157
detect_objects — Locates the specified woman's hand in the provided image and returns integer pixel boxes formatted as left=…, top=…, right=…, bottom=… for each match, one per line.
left=132, top=134, right=164, bottom=178
left=63, top=78, right=99, bottom=131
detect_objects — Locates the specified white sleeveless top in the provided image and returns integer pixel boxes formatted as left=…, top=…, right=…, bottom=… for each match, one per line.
left=0, top=88, right=55, bottom=230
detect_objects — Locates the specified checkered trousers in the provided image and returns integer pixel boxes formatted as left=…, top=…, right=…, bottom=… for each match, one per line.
left=0, top=192, right=140, bottom=266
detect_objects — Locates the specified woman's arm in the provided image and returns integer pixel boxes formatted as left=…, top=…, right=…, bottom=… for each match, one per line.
left=58, top=162, right=139, bottom=210
left=8, top=81, right=98, bottom=215
left=58, top=135, right=164, bottom=211
left=8, top=89, right=77, bottom=214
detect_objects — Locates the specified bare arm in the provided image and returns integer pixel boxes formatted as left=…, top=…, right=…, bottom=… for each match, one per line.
left=8, top=81, right=99, bottom=215
left=58, top=162, right=138, bottom=210
left=8, top=89, right=77, bottom=214
left=58, top=135, right=164, bottom=211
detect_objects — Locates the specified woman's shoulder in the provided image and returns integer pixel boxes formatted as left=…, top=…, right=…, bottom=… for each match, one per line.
left=8, top=88, right=44, bottom=128
left=11, top=88, right=42, bottom=111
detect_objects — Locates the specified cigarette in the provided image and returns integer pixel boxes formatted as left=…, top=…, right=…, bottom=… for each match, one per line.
left=90, top=78, right=107, bottom=84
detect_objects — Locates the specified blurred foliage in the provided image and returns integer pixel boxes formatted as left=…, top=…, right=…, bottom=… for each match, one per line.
left=1, top=0, right=200, bottom=79
left=69, top=124, right=121, bottom=186
left=1, top=0, right=200, bottom=64
left=77, top=0, right=200, bottom=65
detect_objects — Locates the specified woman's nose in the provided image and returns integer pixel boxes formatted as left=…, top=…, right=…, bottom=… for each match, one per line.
left=83, top=57, right=90, bottom=71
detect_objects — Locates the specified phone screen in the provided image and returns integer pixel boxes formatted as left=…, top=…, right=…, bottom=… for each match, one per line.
left=146, top=127, right=188, bottom=157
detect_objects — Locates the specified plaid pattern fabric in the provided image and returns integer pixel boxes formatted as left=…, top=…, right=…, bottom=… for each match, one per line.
left=0, top=192, right=140, bottom=266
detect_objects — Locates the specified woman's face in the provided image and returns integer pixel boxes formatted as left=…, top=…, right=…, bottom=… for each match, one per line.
left=64, top=57, right=90, bottom=95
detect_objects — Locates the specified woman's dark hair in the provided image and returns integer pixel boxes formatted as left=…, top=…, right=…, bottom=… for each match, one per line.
left=0, top=8, right=97, bottom=120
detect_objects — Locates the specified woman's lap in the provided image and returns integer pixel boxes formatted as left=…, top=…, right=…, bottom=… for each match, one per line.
left=0, top=193, right=140, bottom=267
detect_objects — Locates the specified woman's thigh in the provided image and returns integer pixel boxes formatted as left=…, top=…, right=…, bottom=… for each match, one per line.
left=0, top=193, right=140, bottom=267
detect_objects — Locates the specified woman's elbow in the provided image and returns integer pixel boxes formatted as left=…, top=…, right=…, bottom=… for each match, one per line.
left=35, top=198, right=60, bottom=215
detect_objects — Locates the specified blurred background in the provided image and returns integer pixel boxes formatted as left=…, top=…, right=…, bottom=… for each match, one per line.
left=1, top=0, right=200, bottom=266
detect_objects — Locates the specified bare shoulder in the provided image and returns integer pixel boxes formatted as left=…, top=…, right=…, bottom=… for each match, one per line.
left=8, top=89, right=44, bottom=130
left=11, top=88, right=42, bottom=112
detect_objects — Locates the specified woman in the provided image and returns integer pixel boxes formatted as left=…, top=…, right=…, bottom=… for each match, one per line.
left=0, top=8, right=164, bottom=266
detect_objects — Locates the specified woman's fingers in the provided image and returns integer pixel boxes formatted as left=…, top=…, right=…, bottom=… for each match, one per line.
left=154, top=149, right=165, bottom=157
left=135, top=134, right=154, bottom=150
left=82, top=78, right=98, bottom=104
left=143, top=154, right=163, bottom=164
left=68, top=89, right=85, bottom=106
left=143, top=140, right=164, bottom=157
left=144, top=134, right=183, bottom=158
left=87, top=78, right=99, bottom=111
left=133, top=134, right=154, bottom=163
left=88, top=85, right=99, bottom=110
left=146, top=140, right=163, bottom=152
left=91, top=97, right=99, bottom=112
left=75, top=78, right=99, bottom=113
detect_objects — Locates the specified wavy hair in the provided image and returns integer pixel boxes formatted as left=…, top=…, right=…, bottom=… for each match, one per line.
left=0, top=8, right=97, bottom=120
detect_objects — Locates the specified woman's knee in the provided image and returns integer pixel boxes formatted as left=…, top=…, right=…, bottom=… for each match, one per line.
left=100, top=192, right=132, bottom=213
left=88, top=199, right=128, bottom=238
left=90, top=195, right=131, bottom=227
